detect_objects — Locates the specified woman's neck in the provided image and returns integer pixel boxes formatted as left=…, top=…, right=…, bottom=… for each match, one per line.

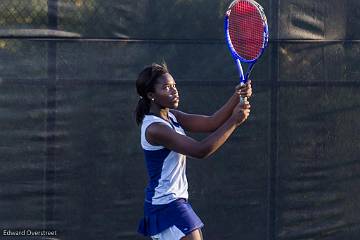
left=149, top=106, right=170, bottom=121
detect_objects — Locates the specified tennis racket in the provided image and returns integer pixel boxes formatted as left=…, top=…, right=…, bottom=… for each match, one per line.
left=224, top=0, right=269, bottom=101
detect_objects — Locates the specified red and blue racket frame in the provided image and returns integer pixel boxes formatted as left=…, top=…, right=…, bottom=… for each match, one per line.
left=224, top=0, right=269, bottom=85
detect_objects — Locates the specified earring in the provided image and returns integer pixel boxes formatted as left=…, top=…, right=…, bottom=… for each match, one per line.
left=151, top=98, right=154, bottom=101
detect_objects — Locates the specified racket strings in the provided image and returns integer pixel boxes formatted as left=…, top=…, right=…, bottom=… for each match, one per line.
left=228, top=1, right=264, bottom=60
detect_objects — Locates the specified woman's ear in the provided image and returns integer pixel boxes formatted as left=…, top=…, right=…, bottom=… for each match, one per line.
left=147, top=92, right=155, bottom=101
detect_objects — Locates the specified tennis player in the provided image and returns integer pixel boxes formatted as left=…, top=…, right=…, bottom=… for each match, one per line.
left=136, top=63, right=252, bottom=240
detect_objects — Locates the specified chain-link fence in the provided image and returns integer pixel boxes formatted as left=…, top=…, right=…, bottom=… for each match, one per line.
left=0, top=1, right=359, bottom=240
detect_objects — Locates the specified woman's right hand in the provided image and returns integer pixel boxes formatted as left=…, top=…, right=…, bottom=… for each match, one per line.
left=231, top=100, right=251, bottom=126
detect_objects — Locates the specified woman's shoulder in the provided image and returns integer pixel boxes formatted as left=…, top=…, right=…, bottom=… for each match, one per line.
left=142, top=114, right=171, bottom=130
left=169, top=109, right=184, bottom=121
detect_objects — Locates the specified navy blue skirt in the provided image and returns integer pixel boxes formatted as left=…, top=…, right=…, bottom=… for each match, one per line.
left=138, top=198, right=204, bottom=236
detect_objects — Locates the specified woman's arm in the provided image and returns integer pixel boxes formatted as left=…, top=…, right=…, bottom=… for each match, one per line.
left=147, top=101, right=250, bottom=159
left=172, top=81, right=252, bottom=133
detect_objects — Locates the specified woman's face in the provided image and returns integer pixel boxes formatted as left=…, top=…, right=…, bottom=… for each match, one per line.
left=152, top=73, right=179, bottom=109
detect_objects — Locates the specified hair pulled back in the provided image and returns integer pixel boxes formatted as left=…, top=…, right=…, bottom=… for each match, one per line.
left=135, top=63, right=169, bottom=125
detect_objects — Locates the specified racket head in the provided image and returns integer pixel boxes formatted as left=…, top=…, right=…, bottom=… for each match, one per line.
left=225, top=0, right=269, bottom=62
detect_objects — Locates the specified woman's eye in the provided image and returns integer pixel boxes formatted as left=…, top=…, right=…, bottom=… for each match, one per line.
left=163, top=84, right=176, bottom=91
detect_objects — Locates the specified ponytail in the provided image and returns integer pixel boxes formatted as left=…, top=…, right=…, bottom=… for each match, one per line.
left=135, top=98, right=151, bottom=125
left=134, top=63, right=169, bottom=125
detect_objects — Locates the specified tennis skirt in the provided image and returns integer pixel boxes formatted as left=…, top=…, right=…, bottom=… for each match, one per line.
left=137, top=198, right=204, bottom=236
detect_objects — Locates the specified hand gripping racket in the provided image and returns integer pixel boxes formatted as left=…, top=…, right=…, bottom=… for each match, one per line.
left=224, top=0, right=269, bottom=101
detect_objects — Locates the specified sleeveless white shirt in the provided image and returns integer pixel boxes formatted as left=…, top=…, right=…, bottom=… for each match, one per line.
left=141, top=112, right=188, bottom=205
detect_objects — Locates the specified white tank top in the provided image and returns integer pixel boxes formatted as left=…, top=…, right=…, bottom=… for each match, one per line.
left=141, top=112, right=188, bottom=205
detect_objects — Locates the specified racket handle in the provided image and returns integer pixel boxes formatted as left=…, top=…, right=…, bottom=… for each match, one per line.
left=240, top=96, right=247, bottom=105
left=239, top=82, right=247, bottom=104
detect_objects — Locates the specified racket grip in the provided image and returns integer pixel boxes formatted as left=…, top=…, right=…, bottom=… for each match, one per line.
left=239, top=82, right=247, bottom=104
left=240, top=96, right=247, bottom=105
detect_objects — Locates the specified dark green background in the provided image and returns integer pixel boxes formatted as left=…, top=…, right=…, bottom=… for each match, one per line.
left=0, top=0, right=359, bottom=239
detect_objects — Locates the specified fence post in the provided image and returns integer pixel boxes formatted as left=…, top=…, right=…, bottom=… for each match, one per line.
left=45, top=0, right=58, bottom=230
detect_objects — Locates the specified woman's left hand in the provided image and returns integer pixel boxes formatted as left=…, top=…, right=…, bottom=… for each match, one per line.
left=235, top=80, right=252, bottom=98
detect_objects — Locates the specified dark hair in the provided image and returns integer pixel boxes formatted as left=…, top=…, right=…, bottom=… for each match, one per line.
left=135, top=63, right=169, bottom=125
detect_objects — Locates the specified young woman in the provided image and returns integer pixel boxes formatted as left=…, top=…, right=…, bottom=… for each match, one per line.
left=136, top=63, right=252, bottom=240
